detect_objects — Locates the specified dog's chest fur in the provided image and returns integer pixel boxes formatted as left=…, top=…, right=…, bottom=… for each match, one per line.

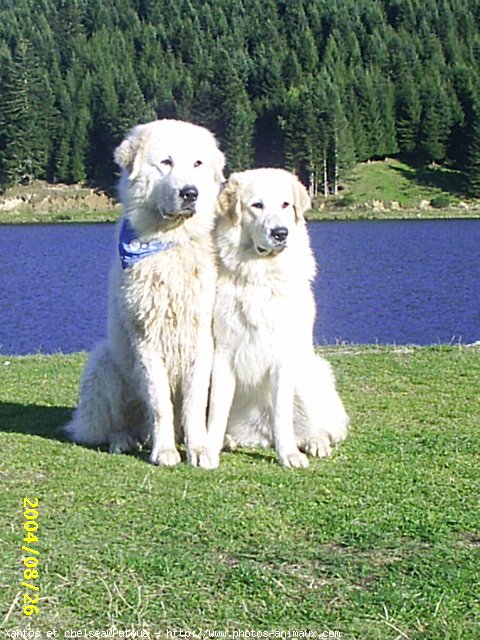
left=214, top=272, right=314, bottom=386
left=121, top=238, right=216, bottom=372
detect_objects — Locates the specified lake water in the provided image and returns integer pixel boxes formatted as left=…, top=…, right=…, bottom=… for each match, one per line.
left=1, top=220, right=479, bottom=355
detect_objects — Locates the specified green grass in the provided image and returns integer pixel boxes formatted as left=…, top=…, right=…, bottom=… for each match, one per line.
left=310, top=158, right=480, bottom=220
left=345, top=159, right=465, bottom=206
left=1, top=347, right=479, bottom=637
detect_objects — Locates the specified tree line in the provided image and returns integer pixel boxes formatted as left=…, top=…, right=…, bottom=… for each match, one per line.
left=1, top=0, right=480, bottom=196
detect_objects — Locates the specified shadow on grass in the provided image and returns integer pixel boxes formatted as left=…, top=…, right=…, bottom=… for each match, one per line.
left=0, top=402, right=278, bottom=465
left=0, top=401, right=154, bottom=463
left=391, top=162, right=467, bottom=197
left=0, top=401, right=72, bottom=441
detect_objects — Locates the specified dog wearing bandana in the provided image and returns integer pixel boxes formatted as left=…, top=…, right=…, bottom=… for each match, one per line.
left=66, top=119, right=225, bottom=467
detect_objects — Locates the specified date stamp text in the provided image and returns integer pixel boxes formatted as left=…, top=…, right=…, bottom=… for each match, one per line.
left=21, top=498, right=40, bottom=616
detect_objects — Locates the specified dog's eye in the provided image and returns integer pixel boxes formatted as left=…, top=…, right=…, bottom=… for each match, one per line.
left=193, top=160, right=203, bottom=168
left=251, top=202, right=264, bottom=210
left=160, top=158, right=173, bottom=167
left=281, top=202, right=290, bottom=209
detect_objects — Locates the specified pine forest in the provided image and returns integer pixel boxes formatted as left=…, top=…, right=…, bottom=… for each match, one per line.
left=1, top=0, right=480, bottom=197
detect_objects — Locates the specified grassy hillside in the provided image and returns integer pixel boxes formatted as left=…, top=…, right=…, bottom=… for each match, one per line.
left=311, top=159, right=480, bottom=220
left=1, top=347, right=479, bottom=637
left=345, top=159, right=464, bottom=205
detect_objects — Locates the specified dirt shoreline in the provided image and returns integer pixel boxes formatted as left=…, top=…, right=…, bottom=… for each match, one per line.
left=0, top=180, right=120, bottom=222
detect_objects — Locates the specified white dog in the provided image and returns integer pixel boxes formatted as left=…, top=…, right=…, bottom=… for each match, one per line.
left=206, top=169, right=349, bottom=468
left=66, top=119, right=225, bottom=467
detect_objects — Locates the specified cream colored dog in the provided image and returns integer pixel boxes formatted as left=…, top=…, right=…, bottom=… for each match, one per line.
left=206, top=169, right=349, bottom=468
left=66, top=119, right=225, bottom=467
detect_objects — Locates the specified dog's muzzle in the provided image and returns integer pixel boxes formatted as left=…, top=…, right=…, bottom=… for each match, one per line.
left=256, top=226, right=289, bottom=256
left=162, top=184, right=199, bottom=221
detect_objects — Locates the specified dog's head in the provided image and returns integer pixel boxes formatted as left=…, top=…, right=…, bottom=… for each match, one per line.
left=114, top=119, right=225, bottom=235
left=217, top=169, right=311, bottom=257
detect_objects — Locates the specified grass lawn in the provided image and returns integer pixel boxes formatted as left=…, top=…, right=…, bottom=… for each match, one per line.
left=1, top=347, right=479, bottom=638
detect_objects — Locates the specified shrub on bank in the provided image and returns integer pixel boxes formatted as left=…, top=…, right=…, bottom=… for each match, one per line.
left=430, top=194, right=451, bottom=208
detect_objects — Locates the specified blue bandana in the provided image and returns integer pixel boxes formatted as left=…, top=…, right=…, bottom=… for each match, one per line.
left=118, top=218, right=175, bottom=270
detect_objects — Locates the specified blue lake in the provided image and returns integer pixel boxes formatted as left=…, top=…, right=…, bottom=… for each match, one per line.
left=1, top=219, right=479, bottom=355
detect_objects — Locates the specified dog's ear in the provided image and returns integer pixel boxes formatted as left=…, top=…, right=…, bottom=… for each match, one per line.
left=212, top=147, right=226, bottom=185
left=217, top=173, right=242, bottom=222
left=292, top=176, right=311, bottom=222
left=114, top=125, right=147, bottom=180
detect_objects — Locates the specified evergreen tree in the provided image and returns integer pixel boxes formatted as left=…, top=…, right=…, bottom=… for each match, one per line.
left=395, top=70, right=422, bottom=155
left=374, top=74, right=399, bottom=157
left=223, top=86, right=256, bottom=172
left=114, top=37, right=154, bottom=132
left=280, top=86, right=309, bottom=182
left=53, top=0, right=85, bottom=72
left=0, top=40, right=54, bottom=185
left=69, top=73, right=92, bottom=183
left=449, top=65, right=480, bottom=168
left=344, top=88, right=369, bottom=163
left=352, top=67, right=386, bottom=158
left=465, top=108, right=480, bottom=196
left=49, top=67, right=74, bottom=183
left=419, top=79, right=453, bottom=162
left=280, top=0, right=318, bottom=74
left=281, top=81, right=327, bottom=192
left=325, top=90, right=357, bottom=194
left=88, top=61, right=120, bottom=185
left=210, top=49, right=256, bottom=172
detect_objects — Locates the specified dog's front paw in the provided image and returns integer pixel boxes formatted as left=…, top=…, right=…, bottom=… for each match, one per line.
left=302, top=437, right=332, bottom=458
left=150, top=447, right=181, bottom=467
left=187, top=446, right=220, bottom=470
left=328, top=423, right=349, bottom=444
left=109, top=432, right=135, bottom=454
left=279, top=450, right=309, bottom=468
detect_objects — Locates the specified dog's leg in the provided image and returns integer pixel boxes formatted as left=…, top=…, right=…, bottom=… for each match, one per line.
left=182, top=335, right=216, bottom=469
left=136, top=347, right=180, bottom=466
left=294, top=355, right=349, bottom=455
left=271, top=364, right=309, bottom=468
left=205, top=352, right=237, bottom=469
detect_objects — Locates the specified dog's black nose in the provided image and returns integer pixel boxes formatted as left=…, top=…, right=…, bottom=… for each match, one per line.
left=271, top=226, right=289, bottom=242
left=179, top=185, right=198, bottom=204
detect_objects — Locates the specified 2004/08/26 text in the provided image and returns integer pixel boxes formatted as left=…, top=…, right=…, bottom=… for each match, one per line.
left=21, top=498, right=40, bottom=616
